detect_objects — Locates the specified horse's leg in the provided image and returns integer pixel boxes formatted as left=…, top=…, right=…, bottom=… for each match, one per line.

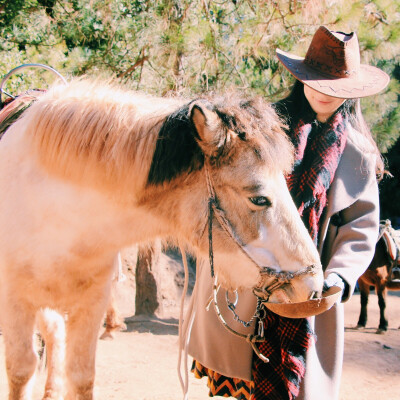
left=376, top=285, right=388, bottom=334
left=386, top=280, right=400, bottom=329
left=99, top=291, right=126, bottom=340
left=1, top=302, right=37, bottom=400
left=100, top=252, right=126, bottom=340
left=64, top=283, right=110, bottom=400
left=356, top=279, right=370, bottom=329
left=36, top=308, right=66, bottom=400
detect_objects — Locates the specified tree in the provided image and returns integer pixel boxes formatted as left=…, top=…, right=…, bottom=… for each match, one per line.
left=0, top=0, right=399, bottom=216
left=134, top=241, right=164, bottom=315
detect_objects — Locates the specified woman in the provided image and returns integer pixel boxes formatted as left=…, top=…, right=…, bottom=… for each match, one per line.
left=187, top=26, right=390, bottom=400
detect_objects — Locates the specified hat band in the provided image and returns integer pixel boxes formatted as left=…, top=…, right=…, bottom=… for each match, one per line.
left=304, top=56, right=359, bottom=79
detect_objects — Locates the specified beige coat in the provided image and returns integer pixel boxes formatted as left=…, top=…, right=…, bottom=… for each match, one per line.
left=187, top=126, right=380, bottom=400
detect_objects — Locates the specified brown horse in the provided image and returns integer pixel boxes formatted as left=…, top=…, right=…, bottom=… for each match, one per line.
left=357, top=221, right=400, bottom=334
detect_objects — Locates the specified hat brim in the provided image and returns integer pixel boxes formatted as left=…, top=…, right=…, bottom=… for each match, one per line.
left=276, top=48, right=390, bottom=99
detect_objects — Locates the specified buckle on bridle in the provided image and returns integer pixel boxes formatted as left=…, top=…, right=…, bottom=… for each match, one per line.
left=253, top=265, right=318, bottom=302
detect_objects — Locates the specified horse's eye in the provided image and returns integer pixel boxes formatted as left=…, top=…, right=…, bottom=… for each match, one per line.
left=249, top=196, right=272, bottom=208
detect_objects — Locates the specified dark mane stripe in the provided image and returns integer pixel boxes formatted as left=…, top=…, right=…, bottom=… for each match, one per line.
left=147, top=102, right=204, bottom=185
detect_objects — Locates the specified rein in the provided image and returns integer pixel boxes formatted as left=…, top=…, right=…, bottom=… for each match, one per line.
left=204, top=163, right=317, bottom=361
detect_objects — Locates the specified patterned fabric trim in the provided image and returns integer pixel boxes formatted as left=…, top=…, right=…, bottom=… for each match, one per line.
left=192, top=360, right=254, bottom=400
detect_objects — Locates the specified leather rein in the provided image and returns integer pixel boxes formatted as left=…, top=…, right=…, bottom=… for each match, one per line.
left=204, top=163, right=317, bottom=362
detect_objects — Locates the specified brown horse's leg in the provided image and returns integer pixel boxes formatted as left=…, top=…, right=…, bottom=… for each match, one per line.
left=386, top=280, right=400, bottom=329
left=356, top=279, right=370, bottom=329
left=386, top=280, right=400, bottom=290
left=376, top=285, right=388, bottom=334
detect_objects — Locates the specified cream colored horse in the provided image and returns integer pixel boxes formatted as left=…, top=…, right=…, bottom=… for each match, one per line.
left=0, top=80, right=323, bottom=400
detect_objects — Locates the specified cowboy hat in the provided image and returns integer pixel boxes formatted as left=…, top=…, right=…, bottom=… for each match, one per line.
left=276, top=26, right=390, bottom=98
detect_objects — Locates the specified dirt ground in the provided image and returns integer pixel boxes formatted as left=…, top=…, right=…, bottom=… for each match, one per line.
left=1, top=251, right=399, bottom=399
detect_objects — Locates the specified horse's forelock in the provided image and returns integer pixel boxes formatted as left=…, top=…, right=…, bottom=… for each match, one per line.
left=212, top=95, right=294, bottom=174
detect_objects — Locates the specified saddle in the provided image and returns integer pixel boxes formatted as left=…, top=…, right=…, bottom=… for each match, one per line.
left=0, top=63, right=66, bottom=137
left=379, top=220, right=400, bottom=281
left=0, top=91, right=42, bottom=136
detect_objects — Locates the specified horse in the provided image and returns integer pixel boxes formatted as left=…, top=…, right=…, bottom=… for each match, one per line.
left=0, top=79, right=323, bottom=400
left=356, top=221, right=400, bottom=334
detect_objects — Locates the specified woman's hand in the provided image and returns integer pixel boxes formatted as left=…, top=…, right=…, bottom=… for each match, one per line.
left=323, top=273, right=346, bottom=303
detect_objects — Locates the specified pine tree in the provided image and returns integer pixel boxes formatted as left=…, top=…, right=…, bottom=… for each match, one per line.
left=0, top=1, right=399, bottom=216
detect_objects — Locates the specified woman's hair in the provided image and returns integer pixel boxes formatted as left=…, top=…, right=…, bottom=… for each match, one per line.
left=274, top=80, right=384, bottom=178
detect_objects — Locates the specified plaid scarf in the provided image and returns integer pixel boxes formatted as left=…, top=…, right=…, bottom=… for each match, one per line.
left=192, top=111, right=348, bottom=400
left=286, top=112, right=348, bottom=245
left=252, top=311, right=314, bottom=400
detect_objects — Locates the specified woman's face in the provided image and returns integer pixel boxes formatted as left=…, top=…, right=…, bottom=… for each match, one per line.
left=304, top=85, right=346, bottom=122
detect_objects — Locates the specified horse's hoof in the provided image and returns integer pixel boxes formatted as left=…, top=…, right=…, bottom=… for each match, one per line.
left=355, top=324, right=365, bottom=330
left=42, top=389, right=63, bottom=400
left=99, top=330, right=114, bottom=340
left=376, top=328, right=386, bottom=334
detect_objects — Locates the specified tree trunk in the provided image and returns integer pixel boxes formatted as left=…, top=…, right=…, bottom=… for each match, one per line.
left=134, top=240, right=163, bottom=315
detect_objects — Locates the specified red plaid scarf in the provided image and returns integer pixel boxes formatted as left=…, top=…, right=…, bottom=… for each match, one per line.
left=252, top=311, right=314, bottom=400
left=192, top=112, right=348, bottom=400
left=286, top=112, right=348, bottom=245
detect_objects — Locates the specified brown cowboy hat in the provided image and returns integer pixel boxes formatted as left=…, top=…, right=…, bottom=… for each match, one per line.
left=276, top=26, right=390, bottom=98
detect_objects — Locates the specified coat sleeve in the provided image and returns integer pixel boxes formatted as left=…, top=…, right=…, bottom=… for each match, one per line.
left=323, top=173, right=380, bottom=302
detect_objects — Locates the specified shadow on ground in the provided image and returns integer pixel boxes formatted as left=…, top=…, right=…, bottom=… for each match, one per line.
left=123, top=315, right=179, bottom=335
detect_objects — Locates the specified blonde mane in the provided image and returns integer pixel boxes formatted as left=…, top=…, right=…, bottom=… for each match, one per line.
left=13, top=79, right=293, bottom=201
left=18, top=79, right=186, bottom=195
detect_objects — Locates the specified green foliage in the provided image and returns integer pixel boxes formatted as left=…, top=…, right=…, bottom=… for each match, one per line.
left=0, top=0, right=35, bottom=28
left=0, top=0, right=399, bottom=218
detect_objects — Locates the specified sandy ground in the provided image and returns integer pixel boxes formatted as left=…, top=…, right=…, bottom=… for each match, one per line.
left=1, top=253, right=399, bottom=399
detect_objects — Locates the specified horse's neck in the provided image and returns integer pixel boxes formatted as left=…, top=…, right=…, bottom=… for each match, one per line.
left=4, top=87, right=205, bottom=249
left=17, top=84, right=188, bottom=200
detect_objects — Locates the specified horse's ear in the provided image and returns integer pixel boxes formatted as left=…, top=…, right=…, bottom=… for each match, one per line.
left=189, top=100, right=225, bottom=156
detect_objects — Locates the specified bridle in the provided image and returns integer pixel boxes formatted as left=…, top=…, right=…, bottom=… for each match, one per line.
left=204, top=163, right=318, bottom=362
left=205, top=163, right=317, bottom=298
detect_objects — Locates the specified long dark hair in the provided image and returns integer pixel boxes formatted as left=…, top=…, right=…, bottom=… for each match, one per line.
left=274, top=80, right=384, bottom=178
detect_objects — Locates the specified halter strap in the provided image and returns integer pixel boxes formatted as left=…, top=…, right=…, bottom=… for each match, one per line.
left=204, top=163, right=317, bottom=298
